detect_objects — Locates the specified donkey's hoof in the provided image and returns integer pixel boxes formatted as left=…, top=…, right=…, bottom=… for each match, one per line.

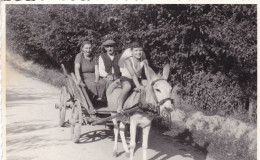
left=125, top=152, right=130, bottom=158
left=112, top=151, right=118, bottom=157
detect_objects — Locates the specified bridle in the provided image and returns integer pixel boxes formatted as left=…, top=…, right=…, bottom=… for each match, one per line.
left=150, top=78, right=174, bottom=115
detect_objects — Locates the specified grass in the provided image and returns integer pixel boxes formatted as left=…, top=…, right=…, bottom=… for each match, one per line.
left=166, top=123, right=256, bottom=160
left=6, top=51, right=66, bottom=88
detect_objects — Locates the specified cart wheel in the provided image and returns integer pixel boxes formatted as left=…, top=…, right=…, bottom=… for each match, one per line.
left=59, top=86, right=68, bottom=127
left=71, top=123, right=81, bottom=143
left=71, top=101, right=82, bottom=143
left=60, top=107, right=66, bottom=127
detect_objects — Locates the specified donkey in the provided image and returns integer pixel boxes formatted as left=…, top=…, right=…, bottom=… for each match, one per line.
left=106, top=64, right=174, bottom=160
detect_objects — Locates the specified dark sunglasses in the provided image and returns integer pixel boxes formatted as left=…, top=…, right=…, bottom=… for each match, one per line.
left=104, top=45, right=114, bottom=48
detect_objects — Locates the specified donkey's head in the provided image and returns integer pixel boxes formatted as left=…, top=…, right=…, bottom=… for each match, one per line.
left=144, top=64, right=174, bottom=117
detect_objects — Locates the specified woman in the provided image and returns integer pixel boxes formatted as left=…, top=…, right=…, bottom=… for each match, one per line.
left=117, top=41, right=149, bottom=113
left=74, top=41, right=105, bottom=100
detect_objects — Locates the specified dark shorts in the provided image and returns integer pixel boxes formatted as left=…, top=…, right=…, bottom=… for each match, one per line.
left=120, top=76, right=142, bottom=88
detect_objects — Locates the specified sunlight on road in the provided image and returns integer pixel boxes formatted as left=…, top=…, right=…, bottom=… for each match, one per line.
left=5, top=63, right=212, bottom=160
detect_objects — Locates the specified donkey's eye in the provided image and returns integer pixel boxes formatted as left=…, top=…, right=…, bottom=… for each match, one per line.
left=155, top=89, right=161, bottom=93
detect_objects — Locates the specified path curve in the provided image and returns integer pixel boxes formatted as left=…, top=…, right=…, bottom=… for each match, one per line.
left=6, top=63, right=213, bottom=160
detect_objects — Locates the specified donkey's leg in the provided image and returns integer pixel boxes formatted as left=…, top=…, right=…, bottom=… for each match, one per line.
left=119, top=122, right=130, bottom=157
left=129, top=119, right=137, bottom=160
left=112, top=117, right=119, bottom=157
left=142, top=125, right=151, bottom=160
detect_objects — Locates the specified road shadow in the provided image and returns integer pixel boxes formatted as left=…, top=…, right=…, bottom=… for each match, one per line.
left=148, top=129, right=209, bottom=160
left=7, top=120, right=57, bottom=135
left=7, top=90, right=47, bottom=102
left=7, top=120, right=64, bottom=154
left=7, top=155, right=35, bottom=160
left=174, top=129, right=209, bottom=160
left=78, top=126, right=133, bottom=144
left=78, top=129, right=114, bottom=144
left=6, top=90, right=57, bottom=108
left=7, top=134, right=67, bottom=153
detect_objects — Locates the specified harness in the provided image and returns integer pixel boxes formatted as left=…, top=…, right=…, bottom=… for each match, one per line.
left=119, top=78, right=174, bottom=123
left=139, top=78, right=174, bottom=116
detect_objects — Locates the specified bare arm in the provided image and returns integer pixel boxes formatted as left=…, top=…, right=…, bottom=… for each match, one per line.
left=75, top=63, right=82, bottom=84
left=94, top=64, right=99, bottom=82
left=143, top=59, right=152, bottom=82
left=98, top=56, right=108, bottom=78
left=125, top=59, right=142, bottom=89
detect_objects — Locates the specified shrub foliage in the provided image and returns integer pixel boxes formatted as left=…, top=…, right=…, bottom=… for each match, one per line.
left=6, top=4, right=257, bottom=120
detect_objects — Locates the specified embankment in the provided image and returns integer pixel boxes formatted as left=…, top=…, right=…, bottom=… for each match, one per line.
left=162, top=100, right=257, bottom=160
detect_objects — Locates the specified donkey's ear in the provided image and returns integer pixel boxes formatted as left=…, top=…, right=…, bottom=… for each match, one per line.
left=158, top=71, right=162, bottom=77
left=162, top=64, right=170, bottom=80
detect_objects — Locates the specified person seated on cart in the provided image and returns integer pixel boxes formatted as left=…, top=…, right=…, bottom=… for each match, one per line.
left=116, top=41, right=150, bottom=113
left=74, top=41, right=106, bottom=101
left=98, top=39, right=122, bottom=96
left=118, top=46, right=146, bottom=69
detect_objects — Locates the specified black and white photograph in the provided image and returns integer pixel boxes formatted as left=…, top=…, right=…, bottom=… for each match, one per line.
left=1, top=1, right=258, bottom=160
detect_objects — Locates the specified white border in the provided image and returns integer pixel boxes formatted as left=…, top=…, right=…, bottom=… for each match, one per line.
left=1, top=1, right=259, bottom=160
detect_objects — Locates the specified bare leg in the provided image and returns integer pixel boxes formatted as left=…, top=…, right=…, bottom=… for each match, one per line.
left=112, top=117, right=119, bottom=157
left=119, top=122, right=130, bottom=157
left=117, top=81, right=131, bottom=113
left=129, top=119, right=137, bottom=160
left=142, top=125, right=151, bottom=160
left=96, top=78, right=107, bottom=99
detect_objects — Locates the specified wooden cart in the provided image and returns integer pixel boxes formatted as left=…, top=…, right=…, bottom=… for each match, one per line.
left=55, top=64, right=138, bottom=143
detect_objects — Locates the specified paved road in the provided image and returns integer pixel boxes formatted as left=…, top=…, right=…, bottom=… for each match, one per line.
left=5, top=63, right=213, bottom=160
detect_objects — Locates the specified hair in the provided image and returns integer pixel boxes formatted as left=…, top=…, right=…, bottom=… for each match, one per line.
left=80, top=41, right=92, bottom=51
left=130, top=41, right=143, bottom=49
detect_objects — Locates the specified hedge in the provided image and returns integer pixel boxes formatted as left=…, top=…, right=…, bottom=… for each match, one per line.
left=6, top=4, right=257, bottom=121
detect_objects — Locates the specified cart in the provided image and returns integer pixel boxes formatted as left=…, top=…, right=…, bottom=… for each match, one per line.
left=55, top=64, right=139, bottom=143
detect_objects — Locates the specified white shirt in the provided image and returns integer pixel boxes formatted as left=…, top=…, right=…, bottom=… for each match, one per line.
left=98, top=53, right=115, bottom=78
left=121, top=57, right=144, bottom=79
left=118, top=48, right=146, bottom=68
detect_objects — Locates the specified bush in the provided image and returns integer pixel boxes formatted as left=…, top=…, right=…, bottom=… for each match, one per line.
left=6, top=50, right=65, bottom=88
left=183, top=71, right=247, bottom=115
left=6, top=4, right=257, bottom=120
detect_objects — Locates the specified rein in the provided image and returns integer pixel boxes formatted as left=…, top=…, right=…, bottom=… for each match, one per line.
left=151, top=78, right=174, bottom=106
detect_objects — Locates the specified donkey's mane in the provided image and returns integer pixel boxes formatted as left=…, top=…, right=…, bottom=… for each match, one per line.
left=139, top=85, right=155, bottom=107
left=139, top=75, right=161, bottom=107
